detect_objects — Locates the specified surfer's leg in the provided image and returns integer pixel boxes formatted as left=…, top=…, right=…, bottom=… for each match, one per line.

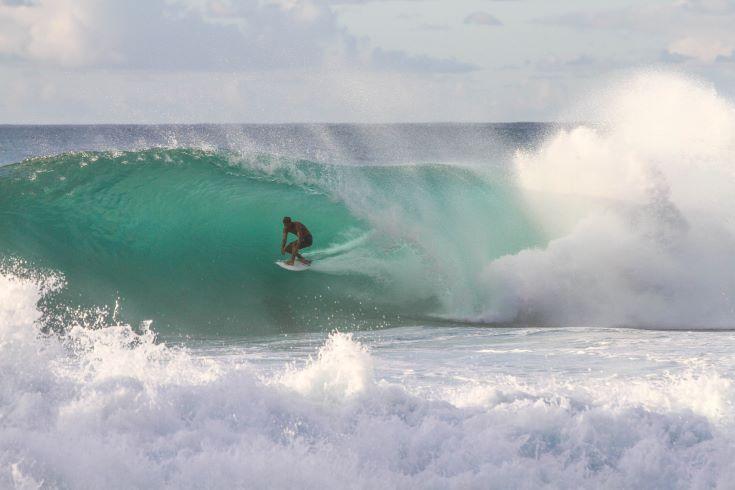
left=297, top=247, right=310, bottom=264
left=285, top=241, right=298, bottom=265
left=297, top=236, right=312, bottom=264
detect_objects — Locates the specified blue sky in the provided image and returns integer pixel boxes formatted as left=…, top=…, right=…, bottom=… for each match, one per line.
left=1, top=0, right=734, bottom=123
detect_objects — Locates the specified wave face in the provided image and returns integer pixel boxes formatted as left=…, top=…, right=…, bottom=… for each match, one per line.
left=0, top=148, right=540, bottom=334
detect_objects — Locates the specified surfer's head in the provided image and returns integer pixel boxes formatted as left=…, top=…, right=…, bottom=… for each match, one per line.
left=282, top=216, right=292, bottom=226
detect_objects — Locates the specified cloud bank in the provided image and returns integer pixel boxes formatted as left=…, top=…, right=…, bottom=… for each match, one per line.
left=0, top=0, right=469, bottom=73
left=1, top=0, right=735, bottom=123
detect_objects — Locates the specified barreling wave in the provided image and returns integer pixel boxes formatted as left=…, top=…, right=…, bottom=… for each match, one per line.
left=0, top=148, right=540, bottom=335
left=4, top=71, right=735, bottom=333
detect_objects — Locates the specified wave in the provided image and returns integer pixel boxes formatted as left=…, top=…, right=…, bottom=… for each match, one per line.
left=3, top=71, right=735, bottom=332
left=0, top=148, right=539, bottom=334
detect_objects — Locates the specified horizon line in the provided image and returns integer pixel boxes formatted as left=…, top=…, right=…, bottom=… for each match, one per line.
left=0, top=120, right=585, bottom=127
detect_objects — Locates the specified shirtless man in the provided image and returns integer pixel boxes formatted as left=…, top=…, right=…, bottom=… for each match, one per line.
left=281, top=216, right=313, bottom=266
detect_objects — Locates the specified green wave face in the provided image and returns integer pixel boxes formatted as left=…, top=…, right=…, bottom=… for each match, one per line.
left=0, top=149, right=542, bottom=335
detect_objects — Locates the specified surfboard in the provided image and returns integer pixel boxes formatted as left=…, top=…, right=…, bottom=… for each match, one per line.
left=275, top=260, right=311, bottom=272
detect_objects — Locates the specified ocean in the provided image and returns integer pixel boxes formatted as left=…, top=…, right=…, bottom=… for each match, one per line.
left=2, top=73, right=735, bottom=488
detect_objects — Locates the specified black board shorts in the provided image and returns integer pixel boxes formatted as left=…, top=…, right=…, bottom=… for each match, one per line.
left=298, top=234, right=313, bottom=249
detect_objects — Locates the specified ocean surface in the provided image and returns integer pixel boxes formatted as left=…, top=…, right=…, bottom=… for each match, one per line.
left=2, top=73, right=735, bottom=488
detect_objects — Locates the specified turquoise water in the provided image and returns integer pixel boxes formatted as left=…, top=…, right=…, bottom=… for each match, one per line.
left=0, top=147, right=542, bottom=335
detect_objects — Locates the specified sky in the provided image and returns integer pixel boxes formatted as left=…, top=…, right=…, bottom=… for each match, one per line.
left=1, top=0, right=735, bottom=123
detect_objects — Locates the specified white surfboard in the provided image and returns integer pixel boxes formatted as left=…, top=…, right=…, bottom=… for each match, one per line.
left=275, top=260, right=311, bottom=272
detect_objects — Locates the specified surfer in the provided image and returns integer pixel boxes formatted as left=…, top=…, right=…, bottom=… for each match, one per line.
left=281, top=216, right=312, bottom=266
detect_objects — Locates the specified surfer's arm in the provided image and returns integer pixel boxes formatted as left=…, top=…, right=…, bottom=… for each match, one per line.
left=281, top=230, right=288, bottom=255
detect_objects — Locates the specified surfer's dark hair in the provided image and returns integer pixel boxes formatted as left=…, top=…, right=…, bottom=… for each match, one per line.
left=283, top=216, right=292, bottom=224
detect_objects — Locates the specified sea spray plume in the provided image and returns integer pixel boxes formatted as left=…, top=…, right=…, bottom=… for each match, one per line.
left=277, top=331, right=374, bottom=402
left=482, top=71, right=735, bottom=328
left=330, top=162, right=540, bottom=317
left=0, top=270, right=46, bottom=337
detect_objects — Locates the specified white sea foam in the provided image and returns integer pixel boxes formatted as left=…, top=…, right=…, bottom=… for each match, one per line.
left=480, top=71, right=735, bottom=328
left=2, top=271, right=734, bottom=488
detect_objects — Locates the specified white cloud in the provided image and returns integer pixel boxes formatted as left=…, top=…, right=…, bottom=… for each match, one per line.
left=463, top=11, right=502, bottom=26
left=538, top=1, right=735, bottom=32
left=0, top=0, right=484, bottom=123
left=2, top=0, right=735, bottom=124
left=538, top=2, right=735, bottom=66
left=668, top=36, right=734, bottom=63
left=371, top=47, right=476, bottom=73
left=676, top=0, right=735, bottom=14
left=0, top=0, right=122, bottom=66
left=0, top=0, right=471, bottom=73
left=537, top=8, right=648, bottom=31
left=0, top=0, right=347, bottom=69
